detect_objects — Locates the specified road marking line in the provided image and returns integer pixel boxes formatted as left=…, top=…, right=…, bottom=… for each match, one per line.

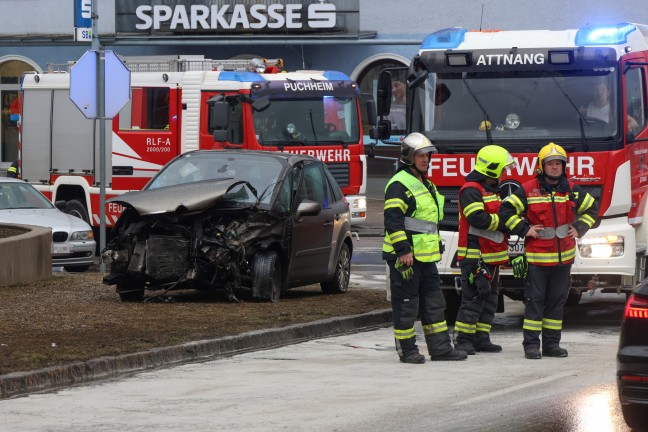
left=453, top=371, right=573, bottom=406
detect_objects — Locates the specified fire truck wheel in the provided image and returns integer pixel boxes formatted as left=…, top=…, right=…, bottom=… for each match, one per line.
left=565, top=290, right=582, bottom=307
left=65, top=199, right=90, bottom=224
left=321, top=243, right=350, bottom=294
left=252, top=250, right=282, bottom=302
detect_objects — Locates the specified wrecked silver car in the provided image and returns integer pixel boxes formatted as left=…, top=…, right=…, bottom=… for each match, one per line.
left=102, top=150, right=352, bottom=302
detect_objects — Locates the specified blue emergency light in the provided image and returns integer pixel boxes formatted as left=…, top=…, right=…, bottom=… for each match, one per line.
left=217, top=71, right=264, bottom=82
left=575, top=23, right=636, bottom=46
left=421, top=28, right=468, bottom=50
left=323, top=71, right=351, bottom=81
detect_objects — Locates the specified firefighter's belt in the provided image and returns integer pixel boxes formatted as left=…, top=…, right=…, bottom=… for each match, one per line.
left=404, top=217, right=438, bottom=234
left=468, top=226, right=505, bottom=243
left=537, top=224, right=570, bottom=239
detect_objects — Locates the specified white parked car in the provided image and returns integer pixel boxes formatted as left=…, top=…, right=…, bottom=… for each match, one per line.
left=0, top=178, right=96, bottom=272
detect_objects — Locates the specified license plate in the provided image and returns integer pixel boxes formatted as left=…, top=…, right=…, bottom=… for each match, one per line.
left=508, top=241, right=525, bottom=256
left=52, top=243, right=73, bottom=256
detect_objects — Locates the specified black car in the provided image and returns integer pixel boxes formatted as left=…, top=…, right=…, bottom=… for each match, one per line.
left=102, top=150, right=352, bottom=302
left=617, top=278, right=648, bottom=429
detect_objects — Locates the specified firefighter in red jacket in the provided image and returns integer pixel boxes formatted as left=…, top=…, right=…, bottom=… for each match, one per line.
left=454, top=145, right=515, bottom=355
left=383, top=132, right=467, bottom=363
left=499, top=143, right=598, bottom=359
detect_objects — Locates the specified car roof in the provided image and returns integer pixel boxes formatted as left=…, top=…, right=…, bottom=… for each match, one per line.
left=0, top=178, right=27, bottom=184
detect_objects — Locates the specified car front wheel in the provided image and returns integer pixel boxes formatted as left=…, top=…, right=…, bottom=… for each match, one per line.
left=117, top=280, right=145, bottom=302
left=253, top=250, right=282, bottom=302
left=321, top=243, right=350, bottom=294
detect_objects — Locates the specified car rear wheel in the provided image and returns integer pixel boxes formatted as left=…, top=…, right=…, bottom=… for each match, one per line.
left=117, top=280, right=145, bottom=302
left=253, top=250, right=282, bottom=302
left=621, top=403, right=648, bottom=429
left=64, top=265, right=90, bottom=273
left=321, top=243, right=350, bottom=294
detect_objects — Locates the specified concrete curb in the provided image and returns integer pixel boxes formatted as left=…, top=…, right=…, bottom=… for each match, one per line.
left=0, top=309, right=392, bottom=400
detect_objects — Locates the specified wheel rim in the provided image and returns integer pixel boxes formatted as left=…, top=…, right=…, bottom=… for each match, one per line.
left=336, top=248, right=350, bottom=290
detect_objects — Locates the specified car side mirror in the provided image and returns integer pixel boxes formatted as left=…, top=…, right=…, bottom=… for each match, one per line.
left=54, top=200, right=67, bottom=211
left=296, top=199, right=321, bottom=220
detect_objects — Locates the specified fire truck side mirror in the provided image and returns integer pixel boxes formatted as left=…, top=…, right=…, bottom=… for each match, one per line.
left=210, top=101, right=230, bottom=142
left=363, top=95, right=377, bottom=127
left=251, top=96, right=270, bottom=112
left=369, top=119, right=392, bottom=140
left=376, top=71, right=393, bottom=117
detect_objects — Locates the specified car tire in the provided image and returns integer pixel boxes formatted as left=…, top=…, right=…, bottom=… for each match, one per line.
left=321, top=243, right=350, bottom=294
left=65, top=199, right=90, bottom=224
left=117, top=280, right=145, bottom=302
left=621, top=403, right=648, bottom=429
left=64, top=265, right=90, bottom=273
left=253, top=250, right=282, bottom=302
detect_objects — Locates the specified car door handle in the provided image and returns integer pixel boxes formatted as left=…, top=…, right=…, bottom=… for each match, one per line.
left=323, top=221, right=333, bottom=226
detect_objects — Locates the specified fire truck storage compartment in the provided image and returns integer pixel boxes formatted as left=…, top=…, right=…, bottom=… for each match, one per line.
left=21, top=87, right=111, bottom=185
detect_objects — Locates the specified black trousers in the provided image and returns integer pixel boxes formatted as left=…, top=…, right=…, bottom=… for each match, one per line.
left=387, top=259, right=453, bottom=357
left=455, top=260, right=499, bottom=344
left=522, top=263, right=571, bottom=349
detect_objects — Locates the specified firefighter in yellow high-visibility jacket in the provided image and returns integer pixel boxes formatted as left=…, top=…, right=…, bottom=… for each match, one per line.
left=499, top=143, right=598, bottom=359
left=383, top=132, right=467, bottom=364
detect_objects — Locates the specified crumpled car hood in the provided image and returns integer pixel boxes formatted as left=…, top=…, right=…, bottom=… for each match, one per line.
left=109, top=179, right=250, bottom=216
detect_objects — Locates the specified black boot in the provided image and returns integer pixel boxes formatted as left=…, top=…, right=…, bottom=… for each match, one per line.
left=542, top=346, right=568, bottom=357
left=524, top=346, right=541, bottom=359
left=430, top=348, right=468, bottom=361
left=400, top=351, right=426, bottom=364
left=454, top=331, right=476, bottom=355
left=474, top=333, right=502, bottom=353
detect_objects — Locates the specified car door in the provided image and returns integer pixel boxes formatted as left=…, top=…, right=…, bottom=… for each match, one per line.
left=287, top=162, right=335, bottom=284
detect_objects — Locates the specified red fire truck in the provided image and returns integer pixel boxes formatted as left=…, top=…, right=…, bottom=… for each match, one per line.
left=18, top=56, right=371, bottom=230
left=373, top=23, right=648, bottom=315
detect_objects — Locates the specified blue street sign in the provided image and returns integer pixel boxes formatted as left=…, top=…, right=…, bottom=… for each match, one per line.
left=74, top=0, right=92, bottom=28
left=70, top=50, right=131, bottom=119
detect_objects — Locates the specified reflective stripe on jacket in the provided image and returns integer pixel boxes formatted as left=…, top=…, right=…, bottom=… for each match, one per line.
left=457, top=181, right=509, bottom=264
left=383, top=169, right=445, bottom=263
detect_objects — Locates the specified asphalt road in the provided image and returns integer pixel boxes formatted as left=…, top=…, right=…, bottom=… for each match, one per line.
left=0, top=293, right=631, bottom=432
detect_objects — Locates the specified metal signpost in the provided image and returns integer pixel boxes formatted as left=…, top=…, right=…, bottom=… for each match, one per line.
left=70, top=0, right=130, bottom=272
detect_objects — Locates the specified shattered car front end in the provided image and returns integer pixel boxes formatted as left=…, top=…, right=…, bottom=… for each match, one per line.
left=103, top=179, right=285, bottom=302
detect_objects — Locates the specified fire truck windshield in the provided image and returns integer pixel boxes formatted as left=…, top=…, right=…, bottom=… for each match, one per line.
left=412, top=69, right=620, bottom=152
left=253, top=96, right=360, bottom=146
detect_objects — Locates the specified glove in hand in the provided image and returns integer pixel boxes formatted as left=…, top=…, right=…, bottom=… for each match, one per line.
left=395, top=260, right=414, bottom=281
left=511, top=256, right=528, bottom=279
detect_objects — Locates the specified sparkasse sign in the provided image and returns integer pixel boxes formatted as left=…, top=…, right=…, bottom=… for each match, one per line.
left=115, top=0, right=358, bottom=37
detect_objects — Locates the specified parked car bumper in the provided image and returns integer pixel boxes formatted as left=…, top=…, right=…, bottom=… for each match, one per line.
left=617, top=345, right=648, bottom=405
left=51, top=240, right=96, bottom=267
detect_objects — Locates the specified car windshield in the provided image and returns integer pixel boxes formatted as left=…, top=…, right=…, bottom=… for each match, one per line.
left=0, top=182, right=54, bottom=210
left=253, top=96, right=360, bottom=146
left=413, top=68, right=619, bottom=151
left=146, top=153, right=284, bottom=205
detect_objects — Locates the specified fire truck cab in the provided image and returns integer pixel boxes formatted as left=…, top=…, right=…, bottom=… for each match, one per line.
left=373, top=23, right=648, bottom=316
left=19, top=56, right=372, bottom=231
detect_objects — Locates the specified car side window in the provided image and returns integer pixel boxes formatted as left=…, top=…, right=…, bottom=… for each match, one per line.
left=324, top=167, right=343, bottom=202
left=274, top=170, right=294, bottom=213
left=297, top=163, right=328, bottom=208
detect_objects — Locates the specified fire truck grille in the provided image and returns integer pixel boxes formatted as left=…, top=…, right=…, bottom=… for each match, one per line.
left=437, top=185, right=604, bottom=232
left=52, top=232, right=68, bottom=242
left=326, top=163, right=350, bottom=188
left=436, top=187, right=460, bottom=230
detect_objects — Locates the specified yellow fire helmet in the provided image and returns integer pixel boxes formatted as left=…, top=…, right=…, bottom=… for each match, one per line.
left=537, top=142, right=568, bottom=174
left=474, top=145, right=516, bottom=179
